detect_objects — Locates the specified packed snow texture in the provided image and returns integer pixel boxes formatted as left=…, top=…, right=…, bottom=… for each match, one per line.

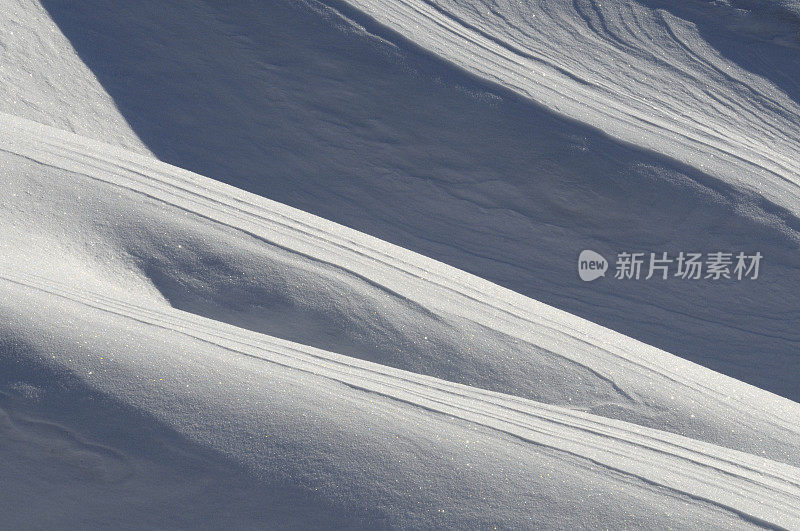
left=1, top=0, right=799, bottom=528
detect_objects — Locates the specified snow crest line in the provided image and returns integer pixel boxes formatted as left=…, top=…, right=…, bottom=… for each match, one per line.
left=1, top=113, right=797, bottom=440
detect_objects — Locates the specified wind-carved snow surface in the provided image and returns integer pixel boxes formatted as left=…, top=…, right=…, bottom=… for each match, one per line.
left=31, top=0, right=800, bottom=399
left=339, top=0, right=800, bottom=208
left=1, top=0, right=800, bottom=528
left=2, top=115, right=800, bottom=528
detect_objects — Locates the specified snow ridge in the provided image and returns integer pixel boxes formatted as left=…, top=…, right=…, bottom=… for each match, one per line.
left=333, top=0, right=800, bottom=212
left=3, top=0, right=800, bottom=526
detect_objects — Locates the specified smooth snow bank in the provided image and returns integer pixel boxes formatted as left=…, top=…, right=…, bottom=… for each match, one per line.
left=2, top=113, right=799, bottom=526
left=4, top=273, right=800, bottom=529
left=3, top=112, right=800, bottom=464
left=0, top=0, right=147, bottom=153
left=35, top=0, right=800, bottom=401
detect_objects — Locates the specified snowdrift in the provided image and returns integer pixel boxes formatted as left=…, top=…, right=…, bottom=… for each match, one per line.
left=2, top=113, right=800, bottom=527
left=2, top=0, right=800, bottom=527
left=34, top=0, right=800, bottom=400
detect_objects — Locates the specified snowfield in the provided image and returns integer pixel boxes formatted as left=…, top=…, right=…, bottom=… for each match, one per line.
left=1, top=0, right=799, bottom=528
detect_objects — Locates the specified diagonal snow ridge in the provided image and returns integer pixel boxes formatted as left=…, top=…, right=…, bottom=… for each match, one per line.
left=0, top=111, right=800, bottom=527
left=4, top=268, right=800, bottom=529
left=2, top=0, right=800, bottom=522
left=1, top=109, right=799, bottom=464
left=332, top=0, right=800, bottom=214
left=28, top=0, right=800, bottom=403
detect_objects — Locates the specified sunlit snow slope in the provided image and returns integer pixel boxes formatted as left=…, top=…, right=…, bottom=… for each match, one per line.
left=2, top=0, right=800, bottom=528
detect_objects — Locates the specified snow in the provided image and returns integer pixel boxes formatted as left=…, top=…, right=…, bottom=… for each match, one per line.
left=1, top=0, right=800, bottom=528
left=32, top=0, right=800, bottom=399
left=0, top=0, right=146, bottom=152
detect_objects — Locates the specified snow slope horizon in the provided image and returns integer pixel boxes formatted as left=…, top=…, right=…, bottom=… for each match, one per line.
left=33, top=0, right=800, bottom=400
left=2, top=113, right=800, bottom=527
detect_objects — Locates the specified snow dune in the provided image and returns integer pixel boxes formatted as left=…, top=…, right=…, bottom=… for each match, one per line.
left=34, top=0, right=800, bottom=400
left=2, top=113, right=800, bottom=527
left=2, top=0, right=800, bottom=527
left=338, top=0, right=800, bottom=208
